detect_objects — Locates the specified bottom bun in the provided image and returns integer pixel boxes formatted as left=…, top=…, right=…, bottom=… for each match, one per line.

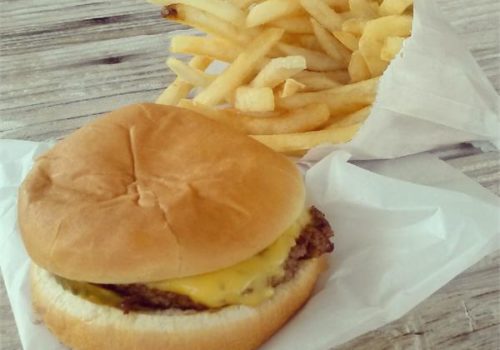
left=31, top=257, right=327, bottom=350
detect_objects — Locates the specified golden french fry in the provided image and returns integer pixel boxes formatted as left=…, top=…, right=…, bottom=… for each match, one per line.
left=324, top=0, right=350, bottom=12
left=294, top=70, right=343, bottom=90
left=310, top=19, right=351, bottom=64
left=362, top=15, right=413, bottom=39
left=156, top=56, right=212, bottom=105
left=277, top=78, right=306, bottom=97
left=359, top=15, right=412, bottom=76
left=166, top=57, right=214, bottom=87
left=277, top=77, right=379, bottom=115
left=277, top=43, right=344, bottom=71
left=324, top=70, right=351, bottom=84
left=194, top=28, right=284, bottom=106
left=180, top=100, right=330, bottom=134
left=251, top=56, right=306, bottom=88
left=325, top=106, right=371, bottom=128
left=300, top=0, right=343, bottom=33
left=170, top=36, right=242, bottom=62
left=230, top=0, right=264, bottom=9
left=379, top=0, right=413, bottom=16
left=151, top=0, right=246, bottom=26
left=162, top=4, right=251, bottom=44
left=349, top=0, right=378, bottom=19
left=333, top=31, right=359, bottom=51
left=342, top=18, right=367, bottom=36
left=380, top=36, right=405, bottom=61
left=240, top=110, right=282, bottom=118
left=251, top=123, right=361, bottom=152
left=293, top=34, right=323, bottom=51
left=246, top=0, right=302, bottom=27
left=235, top=86, right=275, bottom=112
left=359, top=43, right=388, bottom=77
left=270, top=16, right=314, bottom=34
left=348, top=50, right=371, bottom=82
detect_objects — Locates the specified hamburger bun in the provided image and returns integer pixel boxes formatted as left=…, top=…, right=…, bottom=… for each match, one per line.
left=31, top=257, right=326, bottom=350
left=18, top=103, right=305, bottom=284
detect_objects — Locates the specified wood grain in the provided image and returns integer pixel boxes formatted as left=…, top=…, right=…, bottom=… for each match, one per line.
left=0, top=0, right=499, bottom=349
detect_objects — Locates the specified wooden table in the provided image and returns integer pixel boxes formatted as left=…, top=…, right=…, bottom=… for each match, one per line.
left=1, top=1, right=498, bottom=349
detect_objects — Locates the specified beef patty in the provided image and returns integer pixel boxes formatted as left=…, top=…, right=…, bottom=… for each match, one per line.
left=101, top=206, right=333, bottom=313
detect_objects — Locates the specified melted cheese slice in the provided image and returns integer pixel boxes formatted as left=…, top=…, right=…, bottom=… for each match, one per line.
left=146, top=210, right=310, bottom=307
left=58, top=210, right=310, bottom=308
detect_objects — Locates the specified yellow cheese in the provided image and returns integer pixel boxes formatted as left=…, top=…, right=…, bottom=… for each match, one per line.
left=56, top=276, right=122, bottom=307
left=146, top=210, right=310, bottom=307
left=57, top=210, right=310, bottom=309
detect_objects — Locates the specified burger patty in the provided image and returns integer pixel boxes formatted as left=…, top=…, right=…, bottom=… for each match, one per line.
left=102, top=206, right=333, bottom=313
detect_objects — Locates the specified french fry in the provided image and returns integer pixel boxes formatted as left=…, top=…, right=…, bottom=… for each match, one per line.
left=241, top=110, right=282, bottom=118
left=166, top=57, right=214, bottom=87
left=348, top=50, right=371, bottom=82
left=230, top=0, right=264, bottom=9
left=151, top=0, right=246, bottom=26
left=156, top=56, right=212, bottom=105
left=277, top=43, right=344, bottom=71
left=325, top=70, right=351, bottom=84
left=277, top=77, right=379, bottom=115
left=362, top=15, right=413, bottom=39
left=294, top=70, right=343, bottom=90
left=251, top=56, right=306, bottom=88
left=293, top=34, right=323, bottom=51
left=246, top=0, right=302, bottom=27
left=325, top=106, right=371, bottom=128
left=170, top=36, right=242, bottom=62
left=180, top=100, right=330, bottom=134
left=333, top=31, right=359, bottom=51
left=342, top=18, right=367, bottom=36
left=194, top=28, right=284, bottom=106
left=359, top=15, right=412, bottom=76
left=235, top=86, right=275, bottom=112
left=380, top=36, right=405, bottom=61
left=270, top=16, right=314, bottom=34
left=162, top=4, right=251, bottom=44
left=277, top=79, right=306, bottom=97
left=300, top=0, right=344, bottom=33
left=324, top=0, right=350, bottom=12
left=251, top=123, right=361, bottom=152
left=379, top=0, right=413, bottom=16
left=349, top=0, right=378, bottom=19
left=310, top=19, right=351, bottom=64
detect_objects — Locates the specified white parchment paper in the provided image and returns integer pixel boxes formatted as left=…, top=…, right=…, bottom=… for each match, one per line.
left=1, top=139, right=499, bottom=350
left=331, top=0, right=500, bottom=160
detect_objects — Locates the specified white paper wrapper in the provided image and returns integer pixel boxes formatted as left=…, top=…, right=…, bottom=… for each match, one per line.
left=167, top=0, right=499, bottom=161
left=1, top=139, right=499, bottom=350
left=329, top=0, right=500, bottom=160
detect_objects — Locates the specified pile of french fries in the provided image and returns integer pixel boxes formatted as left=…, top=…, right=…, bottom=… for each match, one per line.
left=152, top=0, right=413, bottom=154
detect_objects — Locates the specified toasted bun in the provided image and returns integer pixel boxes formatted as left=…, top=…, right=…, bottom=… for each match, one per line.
left=31, top=257, right=325, bottom=350
left=18, top=103, right=305, bottom=283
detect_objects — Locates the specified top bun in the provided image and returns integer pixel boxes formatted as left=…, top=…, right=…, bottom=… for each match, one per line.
left=18, top=103, right=305, bottom=284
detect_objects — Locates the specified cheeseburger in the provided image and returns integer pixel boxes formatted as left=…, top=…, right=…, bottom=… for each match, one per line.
left=18, top=103, right=333, bottom=350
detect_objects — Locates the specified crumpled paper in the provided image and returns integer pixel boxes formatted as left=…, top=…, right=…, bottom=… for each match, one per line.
left=0, top=139, right=498, bottom=350
left=167, top=0, right=499, bottom=161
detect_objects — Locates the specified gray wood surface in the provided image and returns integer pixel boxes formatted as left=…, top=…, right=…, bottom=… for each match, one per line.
left=0, top=0, right=499, bottom=349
